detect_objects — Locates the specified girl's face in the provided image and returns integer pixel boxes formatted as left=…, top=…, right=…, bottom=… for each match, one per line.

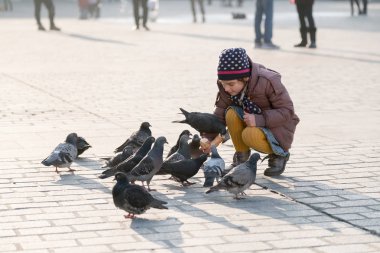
left=219, top=79, right=246, bottom=96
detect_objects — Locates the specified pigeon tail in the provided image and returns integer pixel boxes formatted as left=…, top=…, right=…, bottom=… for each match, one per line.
left=98, top=168, right=116, bottom=179
left=179, top=108, right=190, bottom=118
left=205, top=185, right=220, bottom=194
left=203, top=177, right=216, bottom=187
left=151, top=199, right=168, bottom=209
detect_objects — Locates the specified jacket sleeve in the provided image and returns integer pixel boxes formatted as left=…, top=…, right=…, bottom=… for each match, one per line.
left=254, top=77, right=296, bottom=128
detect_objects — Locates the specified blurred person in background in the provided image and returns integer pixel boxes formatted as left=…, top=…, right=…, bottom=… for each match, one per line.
left=291, top=0, right=316, bottom=48
left=190, top=0, right=206, bottom=23
left=254, top=0, right=279, bottom=49
left=33, top=0, right=60, bottom=31
left=132, top=0, right=149, bottom=30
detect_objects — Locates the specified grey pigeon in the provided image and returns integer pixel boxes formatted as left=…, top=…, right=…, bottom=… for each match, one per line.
left=41, top=133, right=78, bottom=173
left=203, top=145, right=225, bottom=187
left=127, top=136, right=168, bottom=191
left=160, top=154, right=208, bottom=186
left=101, top=146, right=134, bottom=168
left=189, top=134, right=203, bottom=159
left=112, top=172, right=168, bottom=219
left=172, top=108, right=227, bottom=138
left=166, top=130, right=191, bottom=158
left=206, top=153, right=260, bottom=199
left=76, top=136, right=91, bottom=156
left=99, top=136, right=155, bottom=179
left=114, top=122, right=152, bottom=153
left=157, top=134, right=191, bottom=175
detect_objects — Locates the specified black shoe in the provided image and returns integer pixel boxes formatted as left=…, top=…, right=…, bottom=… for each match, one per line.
left=38, top=25, right=46, bottom=31
left=294, top=42, right=307, bottom=47
left=143, top=25, right=150, bottom=31
left=263, top=154, right=289, bottom=177
left=50, top=26, right=61, bottom=31
left=309, top=42, right=317, bottom=49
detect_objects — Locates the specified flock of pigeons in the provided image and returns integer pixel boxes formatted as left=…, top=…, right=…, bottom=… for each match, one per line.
left=41, top=108, right=261, bottom=219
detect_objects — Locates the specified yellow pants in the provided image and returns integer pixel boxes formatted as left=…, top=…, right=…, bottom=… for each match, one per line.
left=225, top=108, right=273, bottom=154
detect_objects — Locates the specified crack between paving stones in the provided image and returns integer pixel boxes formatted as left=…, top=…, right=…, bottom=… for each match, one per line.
left=253, top=182, right=380, bottom=238
left=4, top=74, right=128, bottom=129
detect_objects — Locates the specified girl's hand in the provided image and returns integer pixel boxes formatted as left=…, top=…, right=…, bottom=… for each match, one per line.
left=289, top=0, right=296, bottom=4
left=243, top=112, right=256, bottom=127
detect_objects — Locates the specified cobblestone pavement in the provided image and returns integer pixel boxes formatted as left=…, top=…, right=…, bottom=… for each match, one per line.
left=1, top=0, right=380, bottom=252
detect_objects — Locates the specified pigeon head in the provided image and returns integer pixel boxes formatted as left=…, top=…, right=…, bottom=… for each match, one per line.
left=191, top=134, right=201, bottom=144
left=114, top=172, right=130, bottom=184
left=180, top=130, right=191, bottom=138
left=141, top=122, right=152, bottom=129
left=155, top=136, right=168, bottom=146
left=65, top=133, right=78, bottom=146
left=247, top=153, right=261, bottom=168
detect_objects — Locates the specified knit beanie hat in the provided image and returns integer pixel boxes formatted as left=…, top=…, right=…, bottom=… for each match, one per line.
left=217, top=48, right=251, bottom=80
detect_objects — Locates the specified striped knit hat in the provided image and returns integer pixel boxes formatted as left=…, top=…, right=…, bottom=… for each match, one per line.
left=217, top=48, right=251, bottom=80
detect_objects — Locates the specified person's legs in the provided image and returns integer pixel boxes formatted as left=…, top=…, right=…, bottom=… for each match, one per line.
left=305, top=1, right=316, bottom=48
left=198, top=0, right=205, bottom=23
left=34, top=0, right=45, bottom=30
left=362, top=0, right=367, bottom=14
left=241, top=127, right=272, bottom=154
left=294, top=1, right=307, bottom=47
left=263, top=0, right=273, bottom=44
left=141, top=0, right=149, bottom=30
left=42, top=0, right=59, bottom=30
left=254, top=0, right=264, bottom=46
left=224, top=108, right=251, bottom=173
left=132, top=0, right=140, bottom=29
left=190, top=0, right=196, bottom=22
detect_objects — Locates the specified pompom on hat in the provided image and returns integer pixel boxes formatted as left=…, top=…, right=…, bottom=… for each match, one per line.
left=217, top=48, right=251, bottom=81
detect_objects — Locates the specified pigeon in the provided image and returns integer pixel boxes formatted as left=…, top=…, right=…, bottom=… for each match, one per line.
left=172, top=108, right=227, bottom=138
left=203, top=145, right=225, bottom=187
left=112, top=172, right=168, bottom=219
left=206, top=153, right=260, bottom=199
left=101, top=146, right=134, bottom=168
left=114, top=122, right=152, bottom=153
left=76, top=136, right=91, bottom=156
left=41, top=133, right=78, bottom=173
left=160, top=154, right=208, bottom=186
left=127, top=136, right=168, bottom=191
left=157, top=134, right=191, bottom=175
left=189, top=134, right=203, bottom=159
left=99, top=136, right=155, bottom=179
left=166, top=130, right=191, bottom=158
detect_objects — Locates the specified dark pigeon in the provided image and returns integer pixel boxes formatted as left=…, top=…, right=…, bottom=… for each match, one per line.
left=101, top=146, right=134, bottom=168
left=99, top=136, right=155, bottom=179
left=206, top=153, right=260, bottom=199
left=172, top=108, right=227, bottom=138
left=157, top=134, right=191, bottom=175
left=203, top=145, right=225, bottom=187
left=160, top=154, right=208, bottom=186
left=76, top=136, right=91, bottom=156
left=166, top=130, right=191, bottom=158
left=127, top=136, right=168, bottom=191
left=112, top=172, right=168, bottom=219
left=189, top=134, right=203, bottom=159
left=41, top=133, right=78, bottom=173
left=114, top=122, right=152, bottom=153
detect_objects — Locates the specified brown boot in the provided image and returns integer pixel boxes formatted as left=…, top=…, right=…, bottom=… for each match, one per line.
left=223, top=150, right=251, bottom=176
left=264, top=154, right=289, bottom=176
